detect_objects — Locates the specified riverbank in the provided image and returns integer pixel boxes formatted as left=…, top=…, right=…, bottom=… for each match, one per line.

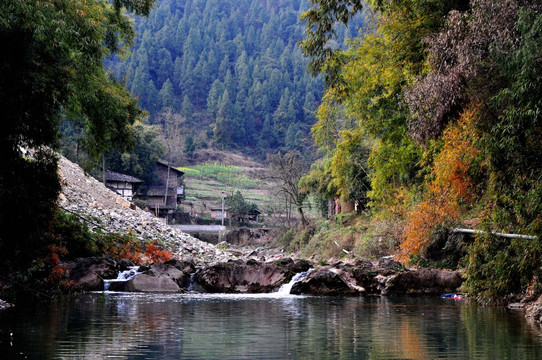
left=3, top=154, right=540, bottom=328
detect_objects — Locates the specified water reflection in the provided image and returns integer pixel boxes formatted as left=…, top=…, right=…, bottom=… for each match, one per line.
left=0, top=294, right=541, bottom=359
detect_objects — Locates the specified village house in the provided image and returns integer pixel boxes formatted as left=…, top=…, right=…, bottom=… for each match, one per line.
left=144, top=160, right=185, bottom=213
left=105, top=170, right=143, bottom=201
left=210, top=208, right=229, bottom=220
left=247, top=209, right=261, bottom=222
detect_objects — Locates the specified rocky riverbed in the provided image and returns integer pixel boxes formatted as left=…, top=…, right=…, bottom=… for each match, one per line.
left=69, top=255, right=464, bottom=298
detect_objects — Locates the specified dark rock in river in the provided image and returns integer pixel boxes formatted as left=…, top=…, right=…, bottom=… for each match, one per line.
left=119, top=258, right=135, bottom=271
left=122, top=274, right=180, bottom=292
left=383, top=268, right=463, bottom=295
left=195, top=257, right=310, bottom=293
left=291, top=268, right=359, bottom=295
left=525, top=295, right=542, bottom=324
left=68, top=257, right=117, bottom=291
left=110, top=259, right=195, bottom=292
left=289, top=261, right=463, bottom=297
left=147, top=259, right=195, bottom=287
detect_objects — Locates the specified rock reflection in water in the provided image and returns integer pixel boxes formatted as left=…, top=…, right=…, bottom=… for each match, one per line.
left=1, top=294, right=542, bottom=359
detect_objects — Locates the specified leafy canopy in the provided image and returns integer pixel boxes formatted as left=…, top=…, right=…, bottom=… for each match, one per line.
left=0, top=0, right=155, bottom=267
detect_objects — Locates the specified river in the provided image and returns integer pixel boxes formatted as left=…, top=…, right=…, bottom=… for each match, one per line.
left=1, top=292, right=541, bottom=359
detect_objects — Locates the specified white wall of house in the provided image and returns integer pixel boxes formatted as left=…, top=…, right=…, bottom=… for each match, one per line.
left=107, top=181, right=134, bottom=201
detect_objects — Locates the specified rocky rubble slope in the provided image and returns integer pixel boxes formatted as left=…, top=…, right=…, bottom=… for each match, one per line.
left=57, top=155, right=232, bottom=265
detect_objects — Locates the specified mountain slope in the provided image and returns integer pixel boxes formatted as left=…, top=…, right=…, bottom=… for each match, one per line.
left=108, top=0, right=364, bottom=156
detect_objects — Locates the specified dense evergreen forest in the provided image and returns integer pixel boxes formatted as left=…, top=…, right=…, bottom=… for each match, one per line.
left=107, top=0, right=362, bottom=158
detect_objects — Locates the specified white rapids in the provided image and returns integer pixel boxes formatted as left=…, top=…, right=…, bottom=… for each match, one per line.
left=103, top=266, right=141, bottom=291
left=275, top=268, right=314, bottom=295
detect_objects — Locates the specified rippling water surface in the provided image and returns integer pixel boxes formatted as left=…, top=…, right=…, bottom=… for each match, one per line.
left=1, top=293, right=541, bottom=359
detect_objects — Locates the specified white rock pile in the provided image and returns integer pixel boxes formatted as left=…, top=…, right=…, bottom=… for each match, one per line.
left=57, top=155, right=234, bottom=265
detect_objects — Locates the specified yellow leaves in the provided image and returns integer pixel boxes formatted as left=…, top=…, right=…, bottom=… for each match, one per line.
left=327, top=128, right=371, bottom=200
left=312, top=90, right=342, bottom=150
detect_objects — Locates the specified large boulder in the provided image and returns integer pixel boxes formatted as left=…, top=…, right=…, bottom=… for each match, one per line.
left=291, top=268, right=359, bottom=295
left=289, top=260, right=463, bottom=296
left=195, top=258, right=310, bottom=293
left=146, top=259, right=195, bottom=288
left=383, top=268, right=463, bottom=295
left=525, top=296, right=542, bottom=324
left=68, top=257, right=117, bottom=291
left=122, top=274, right=180, bottom=292
left=109, top=259, right=195, bottom=292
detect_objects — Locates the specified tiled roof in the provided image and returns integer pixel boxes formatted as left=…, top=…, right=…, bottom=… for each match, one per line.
left=105, top=170, right=143, bottom=183
left=156, top=160, right=185, bottom=175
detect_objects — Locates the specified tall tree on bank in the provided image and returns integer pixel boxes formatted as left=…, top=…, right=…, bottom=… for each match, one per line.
left=267, top=151, right=309, bottom=226
left=0, top=0, right=155, bottom=267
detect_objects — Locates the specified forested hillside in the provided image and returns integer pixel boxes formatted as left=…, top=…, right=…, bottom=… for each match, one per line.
left=107, top=0, right=362, bottom=157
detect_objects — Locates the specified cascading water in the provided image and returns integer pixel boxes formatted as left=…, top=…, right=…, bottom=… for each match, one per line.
left=276, top=269, right=313, bottom=295
left=103, top=266, right=141, bottom=291
left=187, top=273, right=196, bottom=293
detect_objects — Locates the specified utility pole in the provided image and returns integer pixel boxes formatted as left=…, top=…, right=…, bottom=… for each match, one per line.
left=221, top=191, right=225, bottom=226
left=102, top=153, right=106, bottom=184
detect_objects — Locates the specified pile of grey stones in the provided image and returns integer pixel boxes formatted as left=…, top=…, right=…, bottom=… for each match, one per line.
left=56, top=155, right=233, bottom=266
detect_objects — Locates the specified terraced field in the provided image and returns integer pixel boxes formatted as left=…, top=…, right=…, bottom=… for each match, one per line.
left=177, top=150, right=320, bottom=224
left=178, top=160, right=281, bottom=220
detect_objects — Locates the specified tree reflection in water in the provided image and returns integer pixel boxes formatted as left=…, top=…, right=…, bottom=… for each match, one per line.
left=0, top=294, right=541, bottom=359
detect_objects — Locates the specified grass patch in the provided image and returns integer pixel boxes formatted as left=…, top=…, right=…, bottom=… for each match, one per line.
left=288, top=215, right=401, bottom=262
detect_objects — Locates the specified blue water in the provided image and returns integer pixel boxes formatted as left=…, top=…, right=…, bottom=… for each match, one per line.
left=0, top=293, right=541, bottom=359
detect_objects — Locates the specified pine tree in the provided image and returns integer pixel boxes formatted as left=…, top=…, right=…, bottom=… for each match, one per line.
left=159, top=79, right=175, bottom=109
left=181, top=95, right=194, bottom=121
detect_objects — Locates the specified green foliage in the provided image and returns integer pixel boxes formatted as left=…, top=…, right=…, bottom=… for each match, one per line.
left=179, top=163, right=257, bottom=188
left=329, top=129, right=372, bottom=206
left=225, top=190, right=258, bottom=217
left=0, top=0, right=154, bottom=269
left=279, top=226, right=315, bottom=253
left=299, top=157, right=338, bottom=202
left=107, top=0, right=347, bottom=156
left=183, top=134, right=196, bottom=158
left=487, top=9, right=542, bottom=174
left=299, top=0, right=364, bottom=85
left=303, top=0, right=542, bottom=301
left=49, top=210, right=100, bottom=259
left=279, top=228, right=296, bottom=249
left=106, top=119, right=166, bottom=184
left=463, top=233, right=542, bottom=303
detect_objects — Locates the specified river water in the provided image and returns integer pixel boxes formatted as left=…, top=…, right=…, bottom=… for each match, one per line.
left=1, top=293, right=541, bottom=359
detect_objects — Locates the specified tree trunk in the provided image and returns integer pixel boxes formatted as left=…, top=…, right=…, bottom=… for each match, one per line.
left=297, top=205, right=307, bottom=226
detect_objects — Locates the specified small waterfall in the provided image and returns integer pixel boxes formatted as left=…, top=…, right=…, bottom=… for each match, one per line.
left=276, top=269, right=313, bottom=295
left=187, top=273, right=196, bottom=293
left=103, top=266, right=140, bottom=291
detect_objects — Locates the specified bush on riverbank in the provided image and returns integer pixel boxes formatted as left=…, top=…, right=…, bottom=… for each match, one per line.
left=281, top=213, right=400, bottom=262
left=2, top=209, right=173, bottom=298
left=463, top=232, right=542, bottom=304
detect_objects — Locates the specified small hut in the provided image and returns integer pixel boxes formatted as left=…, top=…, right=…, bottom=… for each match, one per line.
left=105, top=170, right=143, bottom=201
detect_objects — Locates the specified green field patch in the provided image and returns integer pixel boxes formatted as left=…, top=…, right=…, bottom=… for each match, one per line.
left=179, top=163, right=257, bottom=188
